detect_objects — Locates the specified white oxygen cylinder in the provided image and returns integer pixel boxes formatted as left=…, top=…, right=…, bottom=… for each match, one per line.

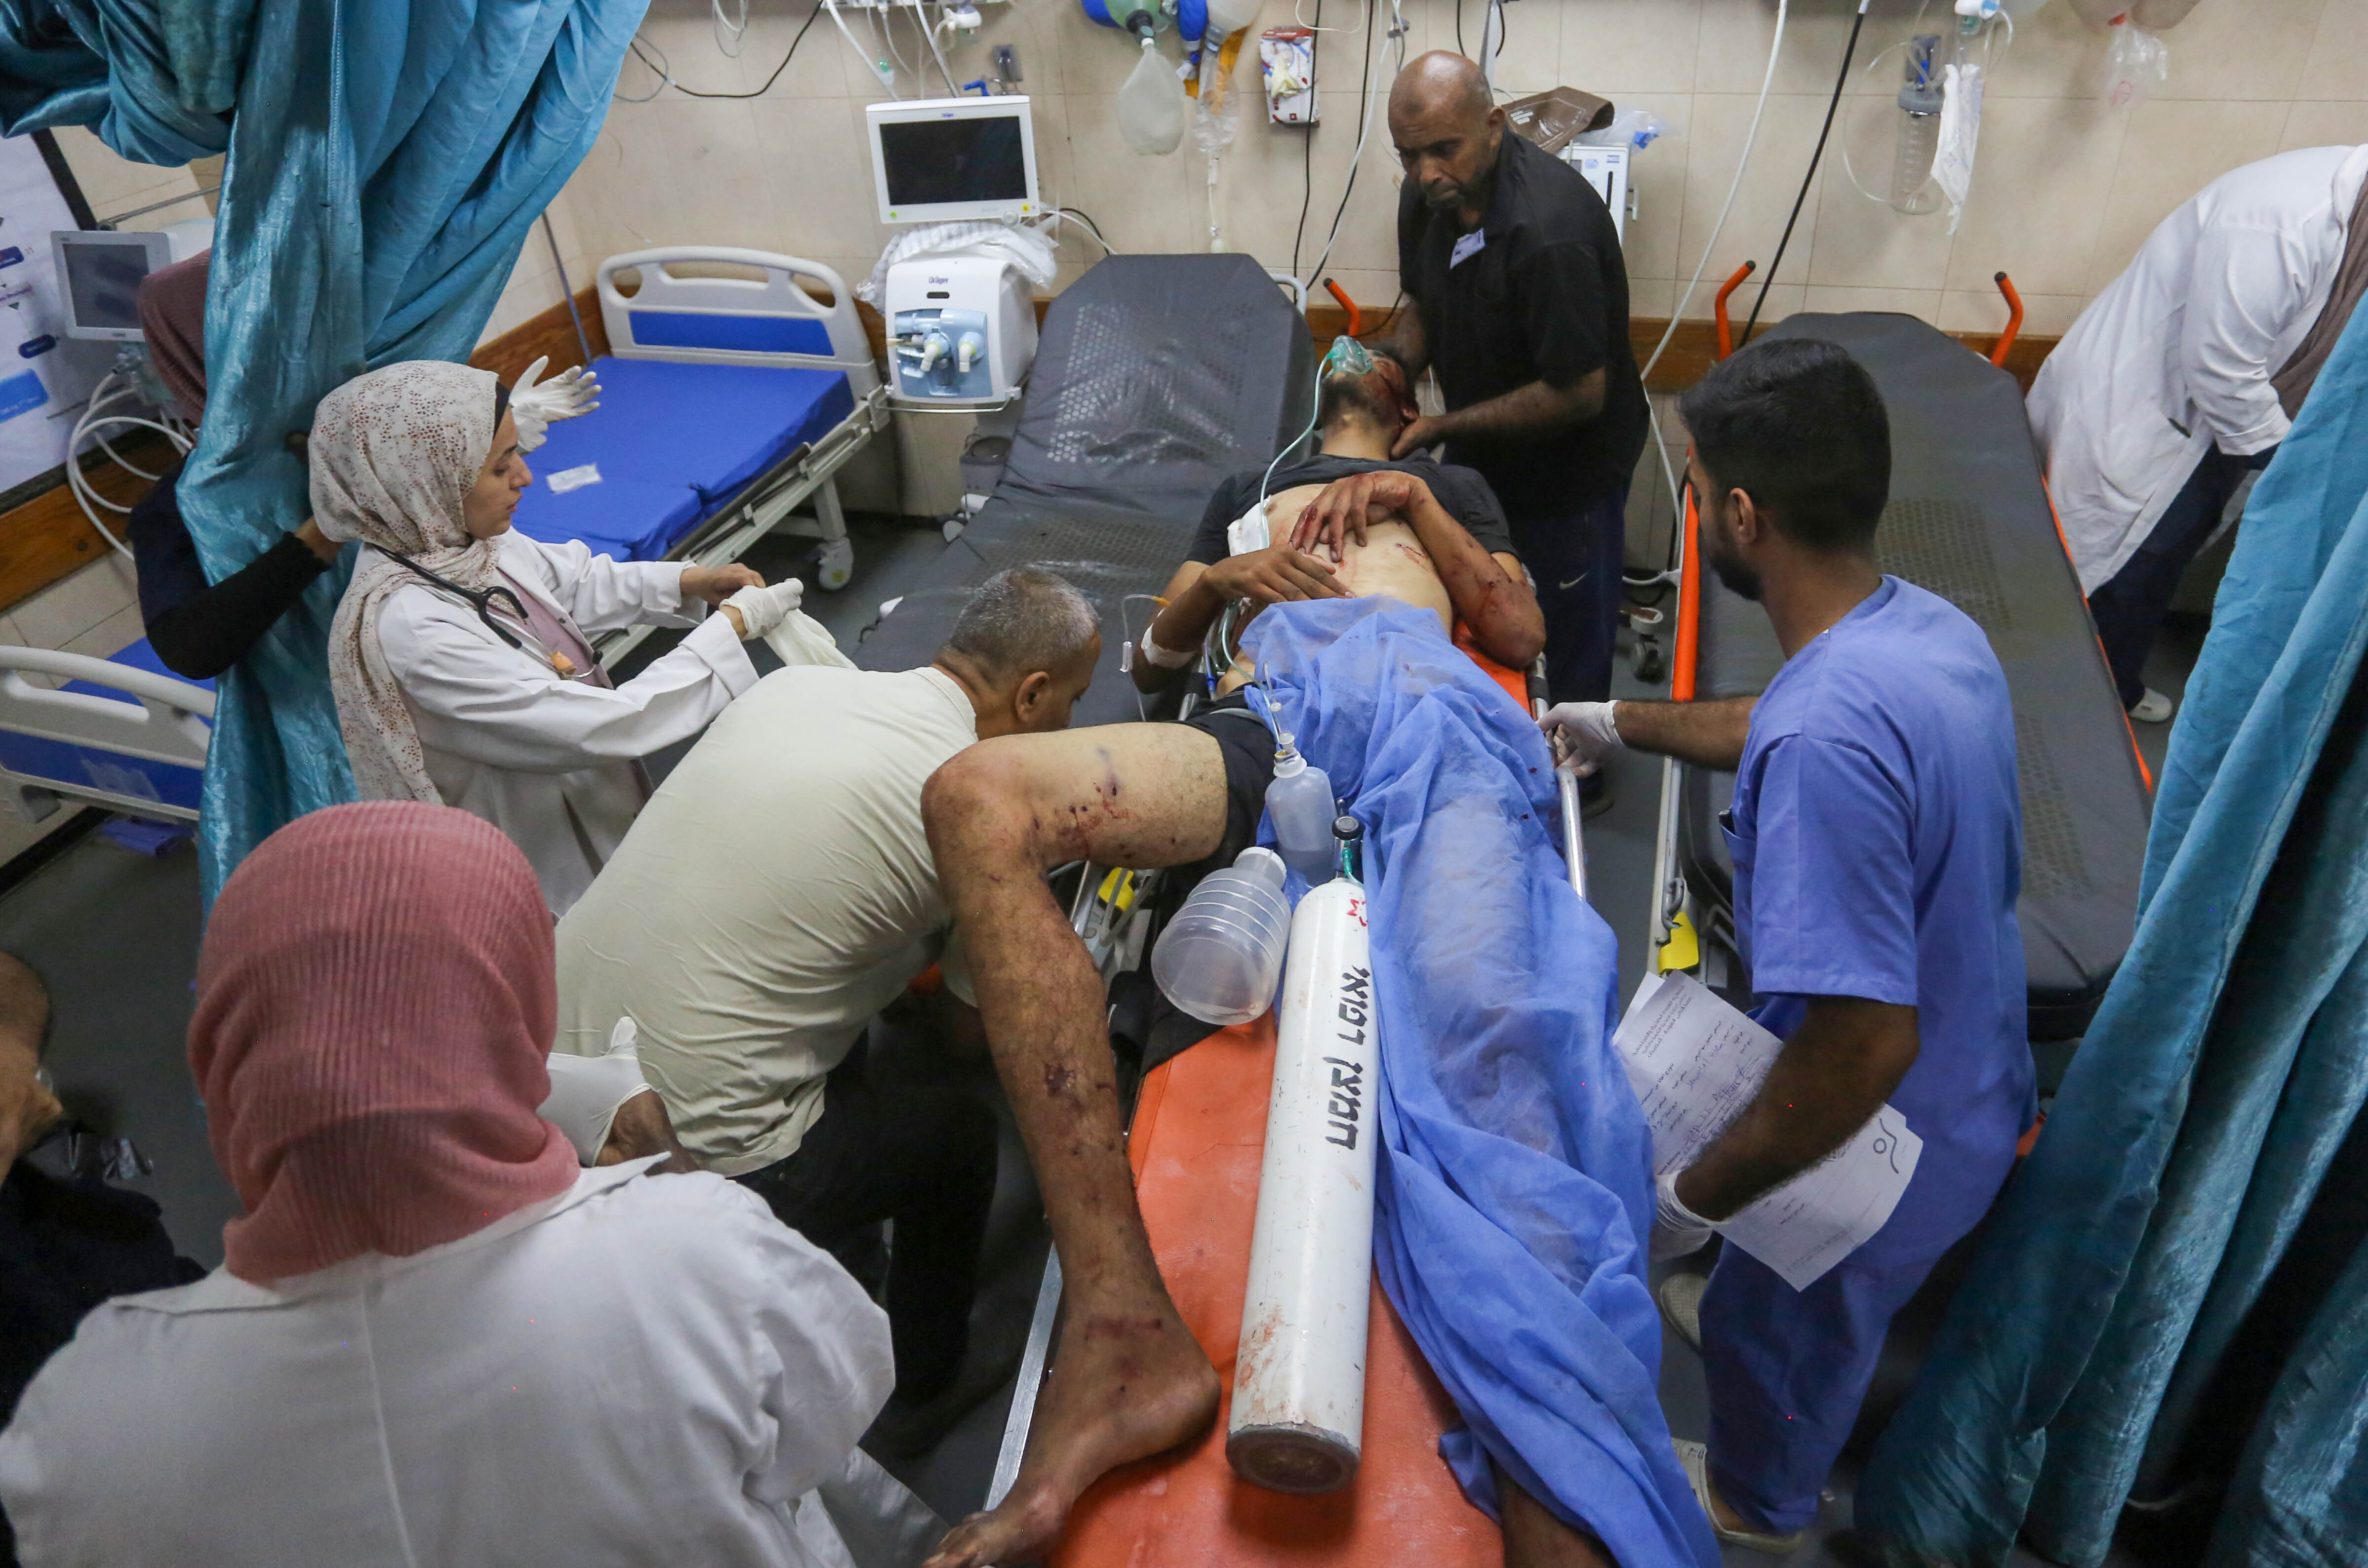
left=1227, top=815, right=1378, bottom=1494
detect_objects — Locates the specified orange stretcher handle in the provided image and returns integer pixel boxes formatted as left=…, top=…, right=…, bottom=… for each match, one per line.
left=1324, top=277, right=1361, bottom=339
left=1990, top=271, right=2025, bottom=368
left=1672, top=482, right=1701, bottom=703
left=1714, top=260, right=1756, bottom=361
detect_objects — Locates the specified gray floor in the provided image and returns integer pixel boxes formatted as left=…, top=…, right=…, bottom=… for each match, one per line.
left=4, top=505, right=2186, bottom=1562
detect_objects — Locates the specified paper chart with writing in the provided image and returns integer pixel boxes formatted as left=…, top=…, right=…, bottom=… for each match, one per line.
left=1613, top=970, right=1922, bottom=1290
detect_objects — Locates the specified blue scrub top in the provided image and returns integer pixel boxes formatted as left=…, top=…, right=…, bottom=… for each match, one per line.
left=1728, top=576, right=2034, bottom=1242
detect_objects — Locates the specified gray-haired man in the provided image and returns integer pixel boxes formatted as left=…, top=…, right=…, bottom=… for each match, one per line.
left=555, top=568, right=1100, bottom=1430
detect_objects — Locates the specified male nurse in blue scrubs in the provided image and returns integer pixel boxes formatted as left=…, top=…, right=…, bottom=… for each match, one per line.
left=1540, top=337, right=2032, bottom=1553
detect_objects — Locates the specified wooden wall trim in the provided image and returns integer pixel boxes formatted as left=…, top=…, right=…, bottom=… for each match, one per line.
left=0, top=287, right=616, bottom=617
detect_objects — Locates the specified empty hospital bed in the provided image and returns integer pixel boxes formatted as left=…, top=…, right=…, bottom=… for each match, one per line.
left=1661, top=311, right=2153, bottom=1045
left=508, top=246, right=889, bottom=660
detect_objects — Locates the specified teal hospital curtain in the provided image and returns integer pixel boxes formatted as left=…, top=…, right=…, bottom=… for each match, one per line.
left=1853, top=295, right=2368, bottom=1567
left=0, top=0, right=646, bottom=900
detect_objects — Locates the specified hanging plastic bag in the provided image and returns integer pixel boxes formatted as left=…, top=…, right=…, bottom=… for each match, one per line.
left=1119, top=39, right=1187, bottom=155
left=1933, top=59, right=1985, bottom=234
left=2100, top=20, right=2168, bottom=109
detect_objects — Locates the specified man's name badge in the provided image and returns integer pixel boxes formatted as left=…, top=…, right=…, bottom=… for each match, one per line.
left=1449, top=231, right=1486, bottom=268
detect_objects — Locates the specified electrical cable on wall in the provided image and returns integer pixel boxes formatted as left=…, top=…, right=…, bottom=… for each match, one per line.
left=624, top=1, right=824, bottom=100
left=1290, top=0, right=1323, bottom=281
left=1738, top=0, right=1869, bottom=349
left=1300, top=0, right=1404, bottom=292
left=1633, top=0, right=1790, bottom=564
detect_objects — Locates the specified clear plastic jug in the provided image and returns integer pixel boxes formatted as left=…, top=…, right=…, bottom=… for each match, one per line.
left=1153, top=847, right=1291, bottom=1025
left=1266, top=735, right=1338, bottom=885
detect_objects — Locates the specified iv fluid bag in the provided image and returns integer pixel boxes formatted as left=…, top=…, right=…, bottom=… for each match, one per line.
left=1119, top=42, right=1187, bottom=155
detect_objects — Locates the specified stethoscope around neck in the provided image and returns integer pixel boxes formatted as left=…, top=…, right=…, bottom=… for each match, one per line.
left=372, top=546, right=585, bottom=679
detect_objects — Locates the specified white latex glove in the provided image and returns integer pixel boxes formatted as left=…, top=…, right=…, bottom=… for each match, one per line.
left=1539, top=699, right=1623, bottom=778
left=1652, top=1170, right=1717, bottom=1263
left=510, top=355, right=602, bottom=453
left=539, top=1017, right=654, bottom=1164
left=723, top=578, right=804, bottom=641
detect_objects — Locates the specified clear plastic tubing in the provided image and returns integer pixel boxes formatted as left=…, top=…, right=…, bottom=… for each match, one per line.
left=1152, top=847, right=1293, bottom=1026
left=1265, top=732, right=1338, bottom=885
left=1892, top=35, right=1944, bottom=212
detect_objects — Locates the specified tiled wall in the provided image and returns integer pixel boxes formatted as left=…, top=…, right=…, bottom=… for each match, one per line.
left=24, top=0, right=2368, bottom=674
left=505, top=0, right=2368, bottom=346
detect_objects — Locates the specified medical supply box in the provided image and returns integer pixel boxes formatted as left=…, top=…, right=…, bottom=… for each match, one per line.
left=883, top=255, right=1037, bottom=406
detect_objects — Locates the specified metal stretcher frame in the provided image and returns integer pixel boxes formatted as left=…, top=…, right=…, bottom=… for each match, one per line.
left=586, top=247, right=891, bottom=665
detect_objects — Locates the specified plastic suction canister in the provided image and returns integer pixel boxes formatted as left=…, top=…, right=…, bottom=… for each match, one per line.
left=1265, top=732, right=1338, bottom=885
left=1230, top=815, right=1377, bottom=1494
left=1891, top=35, right=1943, bottom=212
left=1152, top=846, right=1291, bottom=1026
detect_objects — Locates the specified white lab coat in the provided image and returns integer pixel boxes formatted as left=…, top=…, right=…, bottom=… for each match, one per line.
left=0, top=1163, right=944, bottom=1568
left=376, top=529, right=759, bottom=916
left=2031, top=144, right=2368, bottom=592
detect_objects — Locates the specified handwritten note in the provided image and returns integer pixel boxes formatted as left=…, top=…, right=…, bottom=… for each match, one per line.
left=1612, top=971, right=1922, bottom=1291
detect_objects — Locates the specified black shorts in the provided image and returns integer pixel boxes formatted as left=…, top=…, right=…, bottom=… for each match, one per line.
left=1173, top=689, right=1277, bottom=892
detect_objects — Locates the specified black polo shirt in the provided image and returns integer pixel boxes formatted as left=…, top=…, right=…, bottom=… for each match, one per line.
left=1398, top=131, right=1649, bottom=519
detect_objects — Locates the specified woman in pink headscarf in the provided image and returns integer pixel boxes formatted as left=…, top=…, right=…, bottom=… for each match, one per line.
left=0, top=803, right=937, bottom=1568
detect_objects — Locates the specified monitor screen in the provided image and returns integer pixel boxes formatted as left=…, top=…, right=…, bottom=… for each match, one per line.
left=59, top=238, right=153, bottom=333
left=878, top=115, right=1029, bottom=209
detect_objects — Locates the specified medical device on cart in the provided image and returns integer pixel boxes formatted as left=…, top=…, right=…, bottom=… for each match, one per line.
left=868, top=96, right=1044, bottom=405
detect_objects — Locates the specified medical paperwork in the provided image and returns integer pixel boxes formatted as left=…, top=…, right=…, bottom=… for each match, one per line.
left=1614, top=971, right=1922, bottom=1290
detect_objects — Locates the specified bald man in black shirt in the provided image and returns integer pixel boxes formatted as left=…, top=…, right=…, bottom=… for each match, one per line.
left=1382, top=52, right=1648, bottom=764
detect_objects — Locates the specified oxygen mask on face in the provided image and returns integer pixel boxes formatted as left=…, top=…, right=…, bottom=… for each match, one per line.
left=1322, top=334, right=1375, bottom=378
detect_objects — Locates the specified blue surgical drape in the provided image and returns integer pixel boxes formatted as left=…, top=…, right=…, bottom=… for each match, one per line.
left=1853, top=296, right=2368, bottom=1567
left=0, top=0, right=645, bottom=899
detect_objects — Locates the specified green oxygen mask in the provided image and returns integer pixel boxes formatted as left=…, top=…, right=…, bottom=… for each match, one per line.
left=1322, top=334, right=1374, bottom=378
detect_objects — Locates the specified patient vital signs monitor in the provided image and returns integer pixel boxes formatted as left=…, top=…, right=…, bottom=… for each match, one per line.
left=866, top=97, right=1040, bottom=225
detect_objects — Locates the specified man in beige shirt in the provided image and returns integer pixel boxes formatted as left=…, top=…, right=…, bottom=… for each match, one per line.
left=555, top=568, right=1099, bottom=1418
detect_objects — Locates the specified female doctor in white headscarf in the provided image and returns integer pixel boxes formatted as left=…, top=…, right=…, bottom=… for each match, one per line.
left=313, top=360, right=803, bottom=916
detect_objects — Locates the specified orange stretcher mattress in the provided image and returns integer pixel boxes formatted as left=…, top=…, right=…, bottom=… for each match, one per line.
left=1048, top=643, right=1530, bottom=1568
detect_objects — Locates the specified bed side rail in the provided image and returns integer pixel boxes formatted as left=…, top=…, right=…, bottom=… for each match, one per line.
left=0, top=648, right=213, bottom=824
left=597, top=247, right=879, bottom=395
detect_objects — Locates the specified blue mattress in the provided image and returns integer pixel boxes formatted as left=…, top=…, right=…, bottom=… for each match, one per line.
left=0, top=639, right=210, bottom=818
left=510, top=355, right=855, bottom=561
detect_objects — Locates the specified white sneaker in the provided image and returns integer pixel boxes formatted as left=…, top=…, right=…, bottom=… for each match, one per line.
left=1674, top=1438, right=1807, bottom=1555
left=1657, top=1270, right=1707, bottom=1352
left=2130, top=688, right=2175, bottom=724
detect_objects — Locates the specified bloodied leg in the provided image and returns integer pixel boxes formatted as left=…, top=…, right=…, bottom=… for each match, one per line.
left=919, top=724, right=1234, bottom=1568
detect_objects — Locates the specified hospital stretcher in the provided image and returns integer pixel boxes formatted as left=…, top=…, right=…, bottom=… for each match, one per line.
left=505, top=246, right=890, bottom=662
left=0, top=640, right=211, bottom=828
left=1656, top=304, right=2153, bottom=1045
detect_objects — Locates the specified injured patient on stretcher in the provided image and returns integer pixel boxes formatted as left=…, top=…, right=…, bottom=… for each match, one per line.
left=1131, top=353, right=1539, bottom=701
left=915, top=372, right=1667, bottom=1568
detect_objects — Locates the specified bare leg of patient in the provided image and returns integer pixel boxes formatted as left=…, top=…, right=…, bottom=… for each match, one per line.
left=1497, top=1462, right=1617, bottom=1568
left=920, top=724, right=1235, bottom=1568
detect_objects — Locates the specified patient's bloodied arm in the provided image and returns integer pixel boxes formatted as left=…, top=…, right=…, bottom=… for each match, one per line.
left=1133, top=550, right=1349, bottom=694
left=920, top=725, right=1232, bottom=1568
left=1290, top=470, right=1545, bottom=669
left=1605, top=694, right=1757, bottom=772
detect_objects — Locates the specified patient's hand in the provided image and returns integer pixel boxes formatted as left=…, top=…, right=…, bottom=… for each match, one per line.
left=1290, top=470, right=1434, bottom=561
left=1200, top=545, right=1349, bottom=606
